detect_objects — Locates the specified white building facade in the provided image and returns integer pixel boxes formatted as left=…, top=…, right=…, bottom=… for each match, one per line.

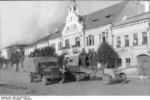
left=113, top=13, right=150, bottom=68
left=22, top=0, right=150, bottom=69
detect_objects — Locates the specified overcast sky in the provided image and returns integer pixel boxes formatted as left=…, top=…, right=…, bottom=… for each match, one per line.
left=0, top=0, right=122, bottom=49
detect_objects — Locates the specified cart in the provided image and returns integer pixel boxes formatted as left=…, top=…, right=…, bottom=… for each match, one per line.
left=102, top=68, right=127, bottom=85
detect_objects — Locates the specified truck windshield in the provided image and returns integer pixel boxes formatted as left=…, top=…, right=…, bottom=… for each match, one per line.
left=38, top=62, right=56, bottom=67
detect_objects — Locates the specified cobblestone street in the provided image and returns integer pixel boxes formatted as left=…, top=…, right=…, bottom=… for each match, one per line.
left=0, top=77, right=149, bottom=95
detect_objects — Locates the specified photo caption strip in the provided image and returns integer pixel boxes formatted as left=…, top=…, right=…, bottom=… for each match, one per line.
left=1, top=96, right=32, bottom=100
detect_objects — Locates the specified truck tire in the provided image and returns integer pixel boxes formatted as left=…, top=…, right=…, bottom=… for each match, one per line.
left=30, top=72, right=34, bottom=82
left=103, top=74, right=112, bottom=85
left=80, top=73, right=86, bottom=79
left=75, top=74, right=80, bottom=82
left=42, top=76, right=48, bottom=85
left=119, top=73, right=127, bottom=81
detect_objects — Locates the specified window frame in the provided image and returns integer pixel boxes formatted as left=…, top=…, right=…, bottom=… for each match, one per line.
left=133, top=33, right=138, bottom=46
left=124, top=35, right=129, bottom=47
left=142, top=32, right=148, bottom=45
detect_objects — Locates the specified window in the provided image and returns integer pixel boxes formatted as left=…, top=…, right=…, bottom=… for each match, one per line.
left=75, top=37, right=80, bottom=47
left=125, top=35, right=129, bottom=47
left=142, top=32, right=148, bottom=45
left=117, top=58, right=122, bottom=67
left=73, top=6, right=76, bottom=11
left=86, top=35, right=94, bottom=46
left=74, top=24, right=76, bottom=28
left=70, top=17, right=72, bottom=21
left=102, top=31, right=108, bottom=42
left=133, top=33, right=138, bottom=46
left=86, top=37, right=89, bottom=46
left=99, top=34, right=101, bottom=43
left=89, top=35, right=92, bottom=45
left=65, top=39, right=70, bottom=49
left=117, top=36, right=121, bottom=48
left=58, top=42, right=62, bottom=50
left=106, top=32, right=108, bottom=42
left=67, top=26, right=69, bottom=30
left=92, top=35, right=94, bottom=45
left=51, top=43, right=55, bottom=49
left=125, top=58, right=131, bottom=67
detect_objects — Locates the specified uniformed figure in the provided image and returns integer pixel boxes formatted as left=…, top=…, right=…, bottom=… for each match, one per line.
left=10, top=49, right=21, bottom=72
left=0, top=51, right=3, bottom=69
left=79, top=51, right=82, bottom=66
left=87, top=49, right=93, bottom=67
left=82, top=49, right=87, bottom=67
left=92, top=49, right=97, bottom=67
left=59, top=57, right=68, bottom=83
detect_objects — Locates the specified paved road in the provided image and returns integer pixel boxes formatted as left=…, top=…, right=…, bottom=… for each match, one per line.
left=0, top=77, right=149, bottom=95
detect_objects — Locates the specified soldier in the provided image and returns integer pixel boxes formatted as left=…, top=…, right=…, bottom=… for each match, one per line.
left=10, top=49, right=21, bottom=72
left=59, top=56, right=68, bottom=83
left=79, top=50, right=83, bottom=66
left=81, top=49, right=87, bottom=67
left=0, top=51, right=3, bottom=69
left=87, top=49, right=92, bottom=67
left=92, top=49, right=97, bottom=67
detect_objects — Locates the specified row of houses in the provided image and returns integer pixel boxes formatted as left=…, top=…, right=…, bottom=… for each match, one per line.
left=1, top=0, right=150, bottom=68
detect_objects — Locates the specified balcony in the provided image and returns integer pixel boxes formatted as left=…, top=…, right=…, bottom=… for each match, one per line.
left=62, top=46, right=70, bottom=54
left=72, top=44, right=81, bottom=54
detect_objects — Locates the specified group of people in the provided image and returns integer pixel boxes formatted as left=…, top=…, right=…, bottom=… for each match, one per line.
left=0, top=49, right=24, bottom=72
left=79, top=48, right=97, bottom=67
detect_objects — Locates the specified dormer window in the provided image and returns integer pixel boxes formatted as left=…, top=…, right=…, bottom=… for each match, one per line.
left=105, top=14, right=112, bottom=18
left=92, top=18, right=99, bottom=22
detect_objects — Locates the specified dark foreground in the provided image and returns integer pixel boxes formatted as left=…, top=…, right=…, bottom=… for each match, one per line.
left=0, top=77, right=149, bottom=95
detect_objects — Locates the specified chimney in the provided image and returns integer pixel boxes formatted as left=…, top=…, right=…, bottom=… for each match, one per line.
left=144, top=1, right=150, bottom=12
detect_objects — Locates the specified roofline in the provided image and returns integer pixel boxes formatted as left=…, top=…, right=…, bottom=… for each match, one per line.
left=85, top=24, right=112, bottom=32
left=113, top=18, right=150, bottom=28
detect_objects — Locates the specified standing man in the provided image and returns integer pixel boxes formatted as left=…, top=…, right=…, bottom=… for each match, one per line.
left=0, top=51, right=4, bottom=69
left=92, top=49, right=97, bottom=67
left=81, top=49, right=87, bottom=67
left=87, top=49, right=92, bottom=67
left=79, top=50, right=83, bottom=66
left=59, top=56, right=68, bottom=83
left=10, top=49, right=21, bottom=72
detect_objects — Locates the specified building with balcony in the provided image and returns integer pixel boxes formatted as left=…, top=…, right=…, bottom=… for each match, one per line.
left=21, top=0, right=150, bottom=69
left=112, top=12, right=150, bottom=68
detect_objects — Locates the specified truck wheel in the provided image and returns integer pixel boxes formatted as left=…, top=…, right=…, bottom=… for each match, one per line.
left=30, top=72, right=34, bottom=82
left=119, top=73, right=127, bottom=81
left=103, top=74, right=112, bottom=85
left=75, top=74, right=80, bottom=82
left=80, top=73, right=86, bottom=79
left=42, top=76, right=48, bottom=85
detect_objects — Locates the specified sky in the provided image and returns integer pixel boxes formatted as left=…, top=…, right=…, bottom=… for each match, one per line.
left=0, top=0, right=122, bottom=49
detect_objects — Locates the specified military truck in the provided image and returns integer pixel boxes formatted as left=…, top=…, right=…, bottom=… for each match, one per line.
left=64, top=55, right=90, bottom=81
left=23, top=57, right=60, bottom=85
left=65, top=55, right=127, bottom=84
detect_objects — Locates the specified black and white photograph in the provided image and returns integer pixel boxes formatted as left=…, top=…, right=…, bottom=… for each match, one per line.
left=0, top=0, right=150, bottom=96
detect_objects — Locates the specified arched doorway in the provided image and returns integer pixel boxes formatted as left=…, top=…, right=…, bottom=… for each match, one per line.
left=137, top=54, right=150, bottom=76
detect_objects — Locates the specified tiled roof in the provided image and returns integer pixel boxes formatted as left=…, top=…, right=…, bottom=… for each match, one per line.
left=113, top=12, right=150, bottom=26
left=82, top=1, right=127, bottom=30
left=33, top=32, right=61, bottom=45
